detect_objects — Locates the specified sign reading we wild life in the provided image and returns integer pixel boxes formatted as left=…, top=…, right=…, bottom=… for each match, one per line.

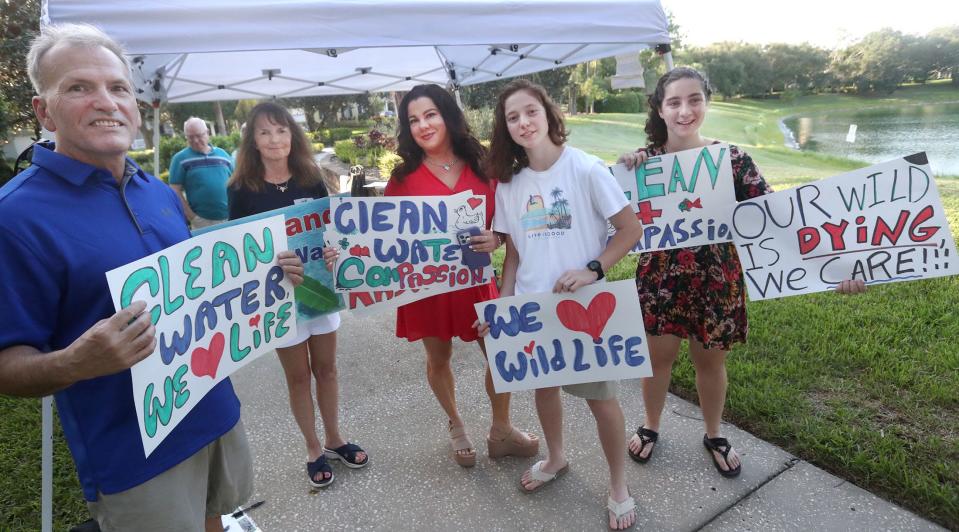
left=611, top=143, right=736, bottom=253
left=107, top=217, right=296, bottom=456
left=328, top=192, right=494, bottom=295
left=731, top=153, right=959, bottom=300
left=475, top=280, right=652, bottom=393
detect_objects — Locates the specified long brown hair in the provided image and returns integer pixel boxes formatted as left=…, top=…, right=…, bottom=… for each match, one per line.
left=229, top=102, right=321, bottom=192
left=391, top=84, right=487, bottom=182
left=484, top=79, right=567, bottom=183
left=645, top=67, right=712, bottom=148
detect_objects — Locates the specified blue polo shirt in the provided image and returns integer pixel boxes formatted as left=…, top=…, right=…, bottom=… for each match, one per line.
left=0, top=145, right=241, bottom=501
left=169, top=146, right=233, bottom=220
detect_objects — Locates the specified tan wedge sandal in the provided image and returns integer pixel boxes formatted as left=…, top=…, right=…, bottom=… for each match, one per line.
left=448, top=421, right=476, bottom=467
left=487, top=427, right=540, bottom=458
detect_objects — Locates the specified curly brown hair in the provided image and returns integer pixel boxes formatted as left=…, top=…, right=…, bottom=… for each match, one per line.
left=229, top=102, right=322, bottom=192
left=484, top=79, right=567, bottom=183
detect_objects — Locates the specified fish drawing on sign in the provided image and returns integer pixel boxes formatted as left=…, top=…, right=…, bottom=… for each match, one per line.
left=678, top=198, right=703, bottom=212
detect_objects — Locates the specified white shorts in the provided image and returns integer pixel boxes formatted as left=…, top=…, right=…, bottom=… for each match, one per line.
left=278, top=312, right=341, bottom=348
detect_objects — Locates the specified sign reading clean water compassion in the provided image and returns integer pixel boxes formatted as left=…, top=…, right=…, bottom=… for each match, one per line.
left=731, top=153, right=959, bottom=300
left=194, top=198, right=345, bottom=321
left=107, top=217, right=296, bottom=456
left=611, top=143, right=736, bottom=252
left=475, top=280, right=652, bottom=393
left=328, top=192, right=494, bottom=297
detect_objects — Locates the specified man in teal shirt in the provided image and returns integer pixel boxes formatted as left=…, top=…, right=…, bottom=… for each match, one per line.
left=169, top=117, right=233, bottom=228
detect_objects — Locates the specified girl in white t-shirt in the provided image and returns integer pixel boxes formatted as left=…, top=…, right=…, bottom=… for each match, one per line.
left=477, top=80, right=643, bottom=531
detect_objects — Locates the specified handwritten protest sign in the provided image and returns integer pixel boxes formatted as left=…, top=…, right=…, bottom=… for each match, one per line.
left=731, top=153, right=959, bottom=300
left=327, top=192, right=494, bottom=298
left=107, top=217, right=296, bottom=456
left=475, top=280, right=652, bottom=393
left=610, top=143, right=736, bottom=252
left=193, top=199, right=345, bottom=322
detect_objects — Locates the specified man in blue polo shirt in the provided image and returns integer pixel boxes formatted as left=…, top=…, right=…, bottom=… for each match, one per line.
left=169, top=117, right=233, bottom=228
left=0, top=24, right=302, bottom=532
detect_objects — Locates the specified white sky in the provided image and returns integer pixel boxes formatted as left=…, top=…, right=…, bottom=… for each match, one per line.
left=661, top=0, right=959, bottom=48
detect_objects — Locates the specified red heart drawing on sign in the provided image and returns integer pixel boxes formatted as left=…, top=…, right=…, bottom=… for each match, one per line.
left=249, top=315, right=261, bottom=328
left=523, top=340, right=535, bottom=355
left=466, top=197, right=483, bottom=210
left=191, top=332, right=225, bottom=379
left=556, top=292, right=617, bottom=342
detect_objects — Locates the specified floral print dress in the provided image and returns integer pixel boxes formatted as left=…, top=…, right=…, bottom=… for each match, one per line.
left=636, top=143, right=773, bottom=351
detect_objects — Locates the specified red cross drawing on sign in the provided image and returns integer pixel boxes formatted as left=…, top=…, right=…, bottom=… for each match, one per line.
left=635, top=201, right=663, bottom=225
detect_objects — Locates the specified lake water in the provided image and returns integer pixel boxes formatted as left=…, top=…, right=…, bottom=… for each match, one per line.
left=782, top=102, right=959, bottom=176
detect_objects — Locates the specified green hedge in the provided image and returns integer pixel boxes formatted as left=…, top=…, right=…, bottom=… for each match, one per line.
left=594, top=92, right=644, bottom=113
left=333, top=139, right=357, bottom=164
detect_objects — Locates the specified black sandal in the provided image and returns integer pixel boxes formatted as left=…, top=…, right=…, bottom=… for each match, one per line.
left=324, top=442, right=369, bottom=469
left=306, top=455, right=335, bottom=488
left=628, top=426, right=658, bottom=464
left=702, top=434, right=742, bottom=478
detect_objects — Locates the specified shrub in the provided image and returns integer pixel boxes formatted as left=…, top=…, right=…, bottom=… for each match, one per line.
left=159, top=136, right=188, bottom=164
left=465, top=107, right=494, bottom=142
left=377, top=151, right=403, bottom=177
left=311, top=142, right=325, bottom=153
left=594, top=92, right=644, bottom=113
left=209, top=131, right=241, bottom=154
left=333, top=139, right=357, bottom=164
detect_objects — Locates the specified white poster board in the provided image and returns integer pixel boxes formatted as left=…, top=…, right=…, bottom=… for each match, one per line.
left=610, top=143, right=736, bottom=252
left=475, top=280, right=652, bottom=393
left=327, top=192, right=494, bottom=299
left=731, top=153, right=959, bottom=300
left=106, top=216, right=296, bottom=456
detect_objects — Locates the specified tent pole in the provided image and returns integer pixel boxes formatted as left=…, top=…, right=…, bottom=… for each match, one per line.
left=453, top=87, right=464, bottom=110
left=153, top=103, right=161, bottom=176
left=663, top=51, right=674, bottom=71
left=41, top=396, right=53, bottom=532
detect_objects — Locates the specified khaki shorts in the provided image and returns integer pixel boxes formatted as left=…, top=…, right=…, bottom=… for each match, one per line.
left=563, top=380, right=618, bottom=400
left=88, top=420, right=253, bottom=532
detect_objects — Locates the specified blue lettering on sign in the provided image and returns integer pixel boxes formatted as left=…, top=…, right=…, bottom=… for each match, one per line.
left=484, top=302, right=542, bottom=339
left=493, top=335, right=646, bottom=384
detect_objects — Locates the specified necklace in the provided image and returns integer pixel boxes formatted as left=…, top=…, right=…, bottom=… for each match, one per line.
left=426, top=156, right=457, bottom=172
left=267, top=176, right=291, bottom=192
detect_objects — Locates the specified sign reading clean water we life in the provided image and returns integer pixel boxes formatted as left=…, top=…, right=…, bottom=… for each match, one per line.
left=107, top=216, right=296, bottom=456
left=475, top=280, right=652, bottom=393
left=194, top=198, right=345, bottom=322
left=731, top=153, right=959, bottom=300
left=610, top=143, right=736, bottom=252
left=328, top=192, right=494, bottom=296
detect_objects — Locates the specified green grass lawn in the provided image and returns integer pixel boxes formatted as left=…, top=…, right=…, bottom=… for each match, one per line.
left=3, top=84, right=958, bottom=530
left=560, top=82, right=959, bottom=529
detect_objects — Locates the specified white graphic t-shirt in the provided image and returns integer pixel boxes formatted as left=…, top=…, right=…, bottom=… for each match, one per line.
left=493, top=146, right=629, bottom=295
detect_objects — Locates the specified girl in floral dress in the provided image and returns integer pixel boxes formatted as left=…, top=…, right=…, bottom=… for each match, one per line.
left=621, top=67, right=864, bottom=478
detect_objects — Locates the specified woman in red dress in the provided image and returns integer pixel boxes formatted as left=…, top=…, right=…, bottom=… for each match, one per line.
left=386, top=84, right=539, bottom=467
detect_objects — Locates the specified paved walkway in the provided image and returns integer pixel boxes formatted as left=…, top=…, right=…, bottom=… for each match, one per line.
left=231, top=310, right=945, bottom=531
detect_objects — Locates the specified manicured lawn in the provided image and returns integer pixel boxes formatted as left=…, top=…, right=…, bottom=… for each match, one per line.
left=559, top=82, right=959, bottom=529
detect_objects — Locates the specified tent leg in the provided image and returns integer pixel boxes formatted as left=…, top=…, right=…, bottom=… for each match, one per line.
left=41, top=396, right=53, bottom=532
left=663, top=51, right=675, bottom=71
left=453, top=87, right=464, bottom=110
left=153, top=105, right=161, bottom=176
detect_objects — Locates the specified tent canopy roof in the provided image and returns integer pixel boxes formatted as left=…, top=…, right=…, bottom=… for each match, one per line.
left=45, top=0, right=670, bottom=103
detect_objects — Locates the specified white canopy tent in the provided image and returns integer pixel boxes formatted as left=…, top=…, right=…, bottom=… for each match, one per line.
left=44, top=0, right=673, bottom=174
left=44, top=0, right=672, bottom=103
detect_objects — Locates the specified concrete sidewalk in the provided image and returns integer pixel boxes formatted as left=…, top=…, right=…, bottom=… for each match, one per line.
left=232, top=310, right=944, bottom=531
